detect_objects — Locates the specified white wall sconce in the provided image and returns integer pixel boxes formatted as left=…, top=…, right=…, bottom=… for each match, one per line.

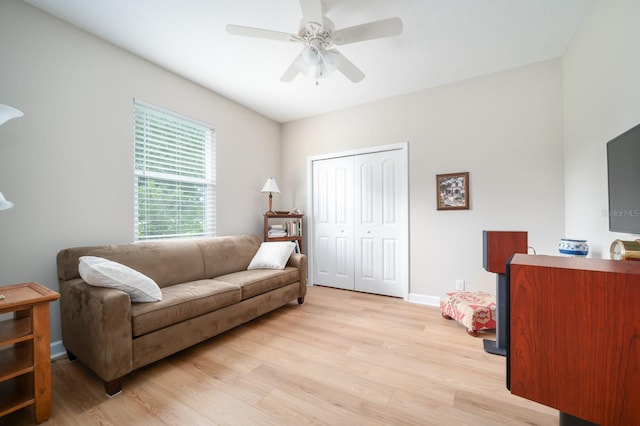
left=0, top=103, right=23, bottom=210
left=0, top=103, right=23, bottom=126
left=0, top=192, right=13, bottom=211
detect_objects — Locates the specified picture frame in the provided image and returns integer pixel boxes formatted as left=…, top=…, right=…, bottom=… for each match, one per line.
left=436, top=172, right=469, bottom=210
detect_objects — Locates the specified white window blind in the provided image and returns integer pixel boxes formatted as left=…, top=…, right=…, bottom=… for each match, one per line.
left=134, top=101, right=215, bottom=241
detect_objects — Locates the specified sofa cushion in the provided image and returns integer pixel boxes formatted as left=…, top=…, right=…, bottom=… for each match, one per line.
left=131, top=280, right=241, bottom=337
left=79, top=256, right=162, bottom=302
left=247, top=241, right=295, bottom=270
left=59, top=239, right=206, bottom=288
left=216, top=267, right=300, bottom=300
left=198, top=234, right=262, bottom=278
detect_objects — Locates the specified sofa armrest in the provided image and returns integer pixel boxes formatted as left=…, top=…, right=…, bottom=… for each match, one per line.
left=60, top=279, right=133, bottom=382
left=287, top=253, right=307, bottom=299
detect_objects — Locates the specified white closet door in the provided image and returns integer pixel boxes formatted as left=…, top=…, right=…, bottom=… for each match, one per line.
left=354, top=150, right=404, bottom=297
left=312, top=156, right=354, bottom=290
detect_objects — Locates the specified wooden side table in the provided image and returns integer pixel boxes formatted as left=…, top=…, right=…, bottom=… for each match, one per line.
left=0, top=282, right=60, bottom=423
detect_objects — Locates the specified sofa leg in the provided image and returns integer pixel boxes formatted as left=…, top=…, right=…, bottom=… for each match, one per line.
left=297, top=296, right=305, bottom=304
left=67, top=350, right=78, bottom=362
left=104, top=378, right=124, bottom=397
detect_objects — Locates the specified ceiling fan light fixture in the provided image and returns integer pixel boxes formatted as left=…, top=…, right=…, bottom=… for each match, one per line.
left=293, top=55, right=309, bottom=73
left=322, top=49, right=341, bottom=73
left=301, top=43, right=322, bottom=65
left=227, top=0, right=403, bottom=84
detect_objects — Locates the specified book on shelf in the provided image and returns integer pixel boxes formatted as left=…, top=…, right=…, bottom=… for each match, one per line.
left=267, top=221, right=302, bottom=238
left=285, top=220, right=302, bottom=237
left=268, top=231, right=287, bottom=237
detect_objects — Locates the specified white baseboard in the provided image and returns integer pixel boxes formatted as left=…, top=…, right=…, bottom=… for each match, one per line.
left=408, top=293, right=440, bottom=307
left=51, top=340, right=66, bottom=360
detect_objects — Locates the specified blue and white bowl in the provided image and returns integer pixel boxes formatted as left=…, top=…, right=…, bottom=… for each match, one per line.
left=558, top=238, right=589, bottom=257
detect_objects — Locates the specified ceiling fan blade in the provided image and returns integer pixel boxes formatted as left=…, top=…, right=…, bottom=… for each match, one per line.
left=226, top=24, right=298, bottom=42
left=299, top=0, right=323, bottom=28
left=333, top=51, right=365, bottom=83
left=280, top=55, right=304, bottom=82
left=333, top=17, right=403, bottom=45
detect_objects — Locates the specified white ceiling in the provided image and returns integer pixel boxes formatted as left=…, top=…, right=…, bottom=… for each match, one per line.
left=23, top=0, right=592, bottom=123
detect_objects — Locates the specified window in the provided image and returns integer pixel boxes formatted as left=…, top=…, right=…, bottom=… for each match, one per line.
left=134, top=101, right=215, bottom=241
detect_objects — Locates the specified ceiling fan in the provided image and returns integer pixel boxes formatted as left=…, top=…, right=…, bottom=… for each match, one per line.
left=226, top=0, right=403, bottom=84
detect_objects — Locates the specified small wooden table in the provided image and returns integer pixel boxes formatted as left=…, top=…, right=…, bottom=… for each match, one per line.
left=0, top=282, right=60, bottom=423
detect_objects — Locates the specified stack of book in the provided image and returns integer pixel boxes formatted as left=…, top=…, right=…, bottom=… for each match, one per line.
left=267, top=224, right=287, bottom=238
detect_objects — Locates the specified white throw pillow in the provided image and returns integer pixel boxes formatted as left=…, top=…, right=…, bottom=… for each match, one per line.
left=78, top=256, right=162, bottom=302
left=247, top=242, right=296, bottom=270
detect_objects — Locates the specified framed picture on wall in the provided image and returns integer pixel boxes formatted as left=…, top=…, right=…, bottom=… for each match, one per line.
left=436, top=172, right=469, bottom=210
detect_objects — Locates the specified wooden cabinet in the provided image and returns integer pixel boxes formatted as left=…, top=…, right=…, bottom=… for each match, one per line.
left=508, top=255, right=640, bottom=425
left=264, top=213, right=303, bottom=253
left=0, top=282, right=60, bottom=423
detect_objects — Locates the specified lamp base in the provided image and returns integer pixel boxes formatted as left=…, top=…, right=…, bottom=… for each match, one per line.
left=265, top=210, right=276, bottom=216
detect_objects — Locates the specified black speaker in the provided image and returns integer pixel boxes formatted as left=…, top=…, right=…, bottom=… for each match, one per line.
left=482, top=230, right=527, bottom=356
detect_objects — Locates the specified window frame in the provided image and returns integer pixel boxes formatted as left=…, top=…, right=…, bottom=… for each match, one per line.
left=133, top=99, right=216, bottom=241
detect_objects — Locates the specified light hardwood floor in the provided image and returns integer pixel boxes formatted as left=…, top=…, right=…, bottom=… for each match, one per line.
left=2, top=285, right=558, bottom=425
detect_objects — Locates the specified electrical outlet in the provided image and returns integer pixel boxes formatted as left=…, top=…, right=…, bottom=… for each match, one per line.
left=456, top=279, right=465, bottom=291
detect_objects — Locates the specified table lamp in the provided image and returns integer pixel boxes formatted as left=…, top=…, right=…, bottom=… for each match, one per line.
left=261, top=178, right=280, bottom=215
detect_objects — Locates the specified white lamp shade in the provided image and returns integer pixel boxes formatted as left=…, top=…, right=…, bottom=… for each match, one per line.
left=294, top=54, right=309, bottom=74
left=322, top=49, right=341, bottom=73
left=0, top=104, right=24, bottom=126
left=301, top=43, right=322, bottom=66
left=261, top=178, right=280, bottom=194
left=0, top=192, right=14, bottom=211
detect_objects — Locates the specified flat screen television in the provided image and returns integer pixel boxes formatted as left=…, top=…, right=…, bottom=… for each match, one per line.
left=607, top=122, right=640, bottom=234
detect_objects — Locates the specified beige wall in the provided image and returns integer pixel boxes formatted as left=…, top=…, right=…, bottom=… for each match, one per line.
left=282, top=59, right=565, bottom=301
left=3, top=0, right=635, bottom=346
left=563, top=0, right=640, bottom=257
left=0, top=1, right=281, bottom=343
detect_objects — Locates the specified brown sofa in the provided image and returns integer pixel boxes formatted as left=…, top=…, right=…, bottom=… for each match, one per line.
left=56, top=234, right=307, bottom=396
